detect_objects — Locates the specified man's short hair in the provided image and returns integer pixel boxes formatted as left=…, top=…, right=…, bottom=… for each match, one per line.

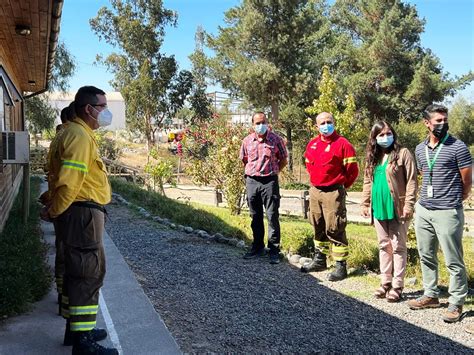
left=423, top=104, right=448, bottom=120
left=74, top=86, right=106, bottom=116
left=252, top=111, right=266, bottom=123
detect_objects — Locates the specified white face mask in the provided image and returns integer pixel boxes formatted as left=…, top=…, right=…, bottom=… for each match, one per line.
left=91, top=107, right=113, bottom=127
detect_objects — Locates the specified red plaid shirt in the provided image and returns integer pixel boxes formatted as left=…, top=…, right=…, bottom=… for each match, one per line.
left=240, top=131, right=288, bottom=177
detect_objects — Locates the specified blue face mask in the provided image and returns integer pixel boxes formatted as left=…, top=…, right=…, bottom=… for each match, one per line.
left=319, top=123, right=334, bottom=136
left=376, top=135, right=394, bottom=148
left=255, top=123, right=268, bottom=135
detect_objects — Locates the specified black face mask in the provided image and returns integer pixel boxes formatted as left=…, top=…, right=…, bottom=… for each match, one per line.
left=432, top=122, right=449, bottom=139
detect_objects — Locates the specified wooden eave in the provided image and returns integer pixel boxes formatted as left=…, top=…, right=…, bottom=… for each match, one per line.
left=0, top=0, right=63, bottom=95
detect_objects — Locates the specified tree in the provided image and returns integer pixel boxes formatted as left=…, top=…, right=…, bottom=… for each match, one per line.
left=306, top=66, right=366, bottom=149
left=206, top=0, right=338, bottom=173
left=206, top=0, right=333, bottom=123
left=25, top=96, right=58, bottom=145
left=449, top=97, right=474, bottom=146
left=330, top=0, right=473, bottom=122
left=188, top=26, right=213, bottom=123
left=25, top=41, right=76, bottom=141
left=90, top=0, right=193, bottom=149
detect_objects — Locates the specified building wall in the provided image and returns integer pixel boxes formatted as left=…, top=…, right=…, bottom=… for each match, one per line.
left=49, top=92, right=126, bottom=131
left=0, top=59, right=25, bottom=232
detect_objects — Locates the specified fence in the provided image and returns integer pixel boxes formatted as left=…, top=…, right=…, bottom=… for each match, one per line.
left=101, top=159, right=312, bottom=217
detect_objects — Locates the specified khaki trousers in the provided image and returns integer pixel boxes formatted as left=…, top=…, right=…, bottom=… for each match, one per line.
left=373, top=218, right=409, bottom=289
left=414, top=202, right=467, bottom=306
left=309, top=185, right=348, bottom=261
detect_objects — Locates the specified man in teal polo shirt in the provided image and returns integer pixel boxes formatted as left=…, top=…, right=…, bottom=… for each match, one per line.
left=408, top=104, right=472, bottom=323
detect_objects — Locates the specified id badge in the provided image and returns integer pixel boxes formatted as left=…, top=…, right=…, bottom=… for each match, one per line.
left=427, top=185, right=434, bottom=198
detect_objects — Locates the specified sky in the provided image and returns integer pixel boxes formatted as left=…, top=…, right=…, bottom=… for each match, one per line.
left=59, top=0, right=473, bottom=103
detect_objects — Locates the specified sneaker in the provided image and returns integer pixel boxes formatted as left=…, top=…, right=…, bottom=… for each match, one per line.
left=269, top=253, right=280, bottom=264
left=407, top=295, right=441, bottom=310
left=243, top=248, right=266, bottom=259
left=443, top=304, right=463, bottom=323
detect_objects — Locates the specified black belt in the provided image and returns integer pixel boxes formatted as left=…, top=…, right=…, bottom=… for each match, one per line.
left=71, top=201, right=106, bottom=214
left=245, top=175, right=278, bottom=182
left=314, top=184, right=343, bottom=192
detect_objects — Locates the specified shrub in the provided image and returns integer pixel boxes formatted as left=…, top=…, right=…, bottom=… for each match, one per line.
left=0, top=176, right=52, bottom=317
left=95, top=130, right=121, bottom=160
left=144, top=148, right=176, bottom=195
left=185, top=115, right=248, bottom=215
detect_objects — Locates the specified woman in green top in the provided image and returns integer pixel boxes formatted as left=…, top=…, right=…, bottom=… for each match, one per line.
left=361, top=121, right=418, bottom=302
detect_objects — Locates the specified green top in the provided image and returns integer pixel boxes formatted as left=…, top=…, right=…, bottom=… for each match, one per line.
left=371, top=159, right=395, bottom=221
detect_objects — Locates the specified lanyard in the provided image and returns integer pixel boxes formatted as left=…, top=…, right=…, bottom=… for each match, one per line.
left=424, top=134, right=448, bottom=184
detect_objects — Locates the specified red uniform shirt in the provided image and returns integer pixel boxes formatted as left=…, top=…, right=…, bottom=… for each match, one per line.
left=240, top=131, right=287, bottom=177
left=304, top=132, right=359, bottom=188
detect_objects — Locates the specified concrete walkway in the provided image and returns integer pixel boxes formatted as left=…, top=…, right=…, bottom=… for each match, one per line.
left=0, top=205, right=181, bottom=354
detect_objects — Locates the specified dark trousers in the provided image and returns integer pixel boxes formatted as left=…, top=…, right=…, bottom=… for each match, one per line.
left=246, top=175, right=281, bottom=254
left=53, top=220, right=65, bottom=296
left=56, top=204, right=106, bottom=332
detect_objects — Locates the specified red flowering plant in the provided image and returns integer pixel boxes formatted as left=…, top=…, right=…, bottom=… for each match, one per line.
left=184, top=113, right=249, bottom=215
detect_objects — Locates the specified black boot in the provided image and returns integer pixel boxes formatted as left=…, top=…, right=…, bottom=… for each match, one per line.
left=301, top=252, right=327, bottom=273
left=72, top=331, right=118, bottom=355
left=64, top=320, right=108, bottom=346
left=327, top=261, right=347, bottom=281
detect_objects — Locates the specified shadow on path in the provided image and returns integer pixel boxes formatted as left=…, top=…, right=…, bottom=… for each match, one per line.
left=107, top=202, right=472, bottom=353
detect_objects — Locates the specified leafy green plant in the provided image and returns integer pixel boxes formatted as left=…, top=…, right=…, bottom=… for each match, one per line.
left=95, top=130, right=121, bottom=160
left=185, top=114, right=248, bottom=215
left=144, top=148, right=176, bottom=195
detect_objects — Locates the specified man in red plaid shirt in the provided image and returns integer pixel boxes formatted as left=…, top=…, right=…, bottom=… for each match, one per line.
left=240, top=112, right=288, bottom=264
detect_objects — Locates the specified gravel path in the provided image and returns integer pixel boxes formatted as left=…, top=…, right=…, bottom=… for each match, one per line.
left=105, top=198, right=474, bottom=353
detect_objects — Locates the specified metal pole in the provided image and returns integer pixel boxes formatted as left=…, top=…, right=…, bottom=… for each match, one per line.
left=22, top=163, right=30, bottom=223
left=301, top=190, right=309, bottom=219
left=22, top=102, right=30, bottom=223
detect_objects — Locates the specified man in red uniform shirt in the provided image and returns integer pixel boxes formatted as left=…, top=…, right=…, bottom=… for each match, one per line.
left=301, top=112, right=359, bottom=281
left=240, top=112, right=288, bottom=264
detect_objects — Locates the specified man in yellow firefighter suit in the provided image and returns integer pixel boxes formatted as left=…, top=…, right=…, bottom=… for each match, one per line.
left=41, top=86, right=117, bottom=354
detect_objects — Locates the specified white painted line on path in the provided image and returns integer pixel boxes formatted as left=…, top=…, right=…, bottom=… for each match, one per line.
left=99, top=291, right=123, bottom=355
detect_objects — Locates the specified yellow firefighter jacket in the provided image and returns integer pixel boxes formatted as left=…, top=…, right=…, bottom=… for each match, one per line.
left=48, top=117, right=111, bottom=218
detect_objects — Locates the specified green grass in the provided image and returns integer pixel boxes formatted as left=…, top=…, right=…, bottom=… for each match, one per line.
left=111, top=177, right=378, bottom=268
left=0, top=176, right=52, bottom=317
left=111, top=178, right=474, bottom=289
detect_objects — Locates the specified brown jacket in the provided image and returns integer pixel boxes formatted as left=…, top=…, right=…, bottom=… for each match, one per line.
left=361, top=147, right=418, bottom=223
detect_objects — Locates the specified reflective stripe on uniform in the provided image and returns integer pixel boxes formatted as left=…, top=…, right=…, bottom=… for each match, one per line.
left=70, top=305, right=98, bottom=315
left=314, top=240, right=331, bottom=254
left=332, top=244, right=349, bottom=261
left=62, top=160, right=88, bottom=173
left=70, top=321, right=96, bottom=331
left=343, top=157, right=357, bottom=165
